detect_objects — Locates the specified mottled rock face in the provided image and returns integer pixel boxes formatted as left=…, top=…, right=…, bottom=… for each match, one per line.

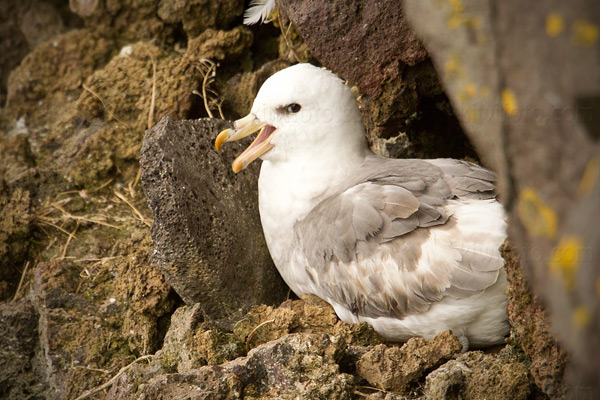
left=157, top=0, right=244, bottom=38
left=503, top=243, right=566, bottom=397
left=140, top=116, right=288, bottom=324
left=0, top=186, right=33, bottom=300
left=109, top=333, right=355, bottom=400
left=0, top=301, right=40, bottom=400
left=356, top=331, right=463, bottom=394
left=424, top=349, right=532, bottom=400
left=280, top=0, right=427, bottom=96
left=404, top=0, right=599, bottom=394
left=107, top=297, right=535, bottom=400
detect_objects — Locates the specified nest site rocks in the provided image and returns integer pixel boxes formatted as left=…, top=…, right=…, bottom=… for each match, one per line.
left=140, top=116, right=288, bottom=326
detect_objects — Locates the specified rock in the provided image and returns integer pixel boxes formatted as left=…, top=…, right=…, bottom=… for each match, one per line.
left=46, top=27, right=252, bottom=187
left=186, top=26, right=253, bottom=63
left=69, top=0, right=100, bottom=18
left=0, top=132, right=36, bottom=187
left=0, top=300, right=44, bottom=399
left=356, top=331, right=462, bottom=394
left=279, top=0, right=475, bottom=161
left=30, top=233, right=174, bottom=399
left=503, top=243, right=566, bottom=397
left=69, top=0, right=165, bottom=42
left=0, top=0, right=72, bottom=106
left=424, top=349, right=531, bottom=400
left=6, top=29, right=113, bottom=121
left=140, top=115, right=288, bottom=324
left=155, top=303, right=245, bottom=373
left=0, top=185, right=33, bottom=301
left=233, top=294, right=386, bottom=351
left=231, top=333, right=355, bottom=399
left=109, top=297, right=392, bottom=399
left=404, top=0, right=600, bottom=392
left=0, top=1, right=29, bottom=106
left=109, top=333, right=355, bottom=400
left=279, top=0, right=427, bottom=95
left=114, top=365, right=244, bottom=400
left=19, top=2, right=66, bottom=49
left=157, top=0, right=244, bottom=38
left=223, top=59, right=291, bottom=118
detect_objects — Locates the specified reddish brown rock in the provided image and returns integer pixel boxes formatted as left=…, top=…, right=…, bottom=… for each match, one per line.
left=279, top=0, right=427, bottom=96
left=279, top=0, right=476, bottom=161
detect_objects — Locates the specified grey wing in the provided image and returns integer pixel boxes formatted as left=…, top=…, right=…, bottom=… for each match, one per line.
left=426, top=158, right=497, bottom=200
left=294, top=159, right=506, bottom=319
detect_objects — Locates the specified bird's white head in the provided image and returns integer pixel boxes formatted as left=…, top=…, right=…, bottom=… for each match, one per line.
left=215, top=63, right=367, bottom=172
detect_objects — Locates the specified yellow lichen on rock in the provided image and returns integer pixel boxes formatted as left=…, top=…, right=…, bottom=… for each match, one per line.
left=578, top=157, right=600, bottom=197
left=518, top=188, right=557, bottom=239
left=571, top=19, right=599, bottom=46
left=549, top=235, right=584, bottom=290
left=572, top=306, right=591, bottom=331
left=444, top=53, right=464, bottom=78
left=546, top=13, right=565, bottom=37
left=501, top=88, right=518, bottom=116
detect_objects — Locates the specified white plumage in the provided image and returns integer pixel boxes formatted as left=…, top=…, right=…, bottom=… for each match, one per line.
left=216, top=64, right=509, bottom=349
left=244, top=0, right=277, bottom=25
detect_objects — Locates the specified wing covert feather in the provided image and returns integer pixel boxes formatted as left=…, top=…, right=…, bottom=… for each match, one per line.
left=293, top=157, right=505, bottom=319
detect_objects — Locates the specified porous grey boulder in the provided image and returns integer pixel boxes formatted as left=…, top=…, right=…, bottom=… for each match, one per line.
left=140, top=115, right=288, bottom=326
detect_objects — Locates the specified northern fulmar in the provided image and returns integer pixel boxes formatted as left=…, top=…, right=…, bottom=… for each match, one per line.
left=215, top=63, right=509, bottom=349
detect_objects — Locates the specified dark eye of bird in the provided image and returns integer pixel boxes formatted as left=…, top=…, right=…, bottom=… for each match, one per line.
left=286, top=103, right=301, bottom=113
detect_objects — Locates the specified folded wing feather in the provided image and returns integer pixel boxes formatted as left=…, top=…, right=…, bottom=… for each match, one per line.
left=293, top=157, right=506, bottom=319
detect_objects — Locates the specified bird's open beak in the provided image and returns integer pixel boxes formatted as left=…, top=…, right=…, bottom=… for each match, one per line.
left=215, top=113, right=276, bottom=173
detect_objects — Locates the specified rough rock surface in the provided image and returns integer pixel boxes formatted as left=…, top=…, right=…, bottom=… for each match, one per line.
left=0, top=300, right=42, bottom=399
left=279, top=0, right=475, bottom=161
left=157, top=0, right=244, bottom=38
left=503, top=243, right=566, bottom=397
left=106, top=298, right=467, bottom=400
left=156, top=303, right=245, bottom=372
left=0, top=185, right=33, bottom=300
left=280, top=0, right=428, bottom=95
left=30, top=233, right=174, bottom=399
left=140, top=116, right=288, bottom=323
left=233, top=294, right=386, bottom=351
left=0, top=0, right=77, bottom=105
left=0, top=0, right=580, bottom=398
left=6, top=29, right=113, bottom=128
left=109, top=333, right=355, bottom=400
left=356, top=331, right=463, bottom=394
left=424, top=348, right=532, bottom=400
left=404, top=0, right=600, bottom=393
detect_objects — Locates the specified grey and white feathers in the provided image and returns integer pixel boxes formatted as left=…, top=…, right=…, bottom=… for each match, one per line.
left=217, top=64, right=510, bottom=349
left=244, top=0, right=277, bottom=25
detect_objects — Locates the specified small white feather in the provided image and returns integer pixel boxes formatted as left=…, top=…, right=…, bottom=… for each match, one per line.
left=244, top=0, right=277, bottom=25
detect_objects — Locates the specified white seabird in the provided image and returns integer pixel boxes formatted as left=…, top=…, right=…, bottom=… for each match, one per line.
left=215, top=63, right=509, bottom=349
